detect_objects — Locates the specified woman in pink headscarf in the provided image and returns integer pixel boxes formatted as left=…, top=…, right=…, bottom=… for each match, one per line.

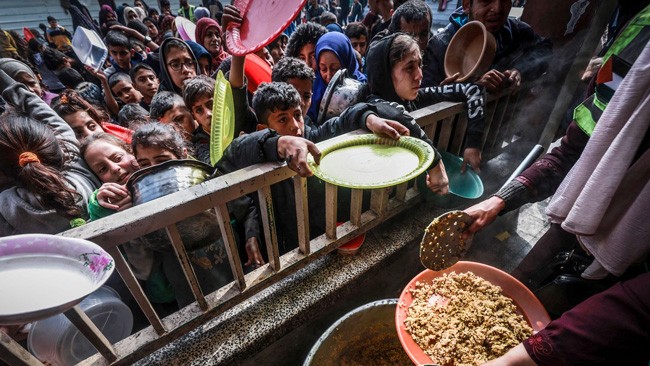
left=195, top=17, right=229, bottom=73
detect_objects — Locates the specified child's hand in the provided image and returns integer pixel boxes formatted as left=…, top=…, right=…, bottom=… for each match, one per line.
left=97, top=183, right=132, bottom=211
left=244, top=237, right=265, bottom=268
left=365, top=114, right=410, bottom=140
left=440, top=72, right=460, bottom=85
left=277, top=136, right=321, bottom=177
left=426, top=162, right=449, bottom=195
left=222, top=5, right=243, bottom=31
left=503, top=68, right=522, bottom=93
left=84, top=65, right=107, bottom=83
left=476, top=69, right=506, bottom=93
left=461, top=147, right=481, bottom=173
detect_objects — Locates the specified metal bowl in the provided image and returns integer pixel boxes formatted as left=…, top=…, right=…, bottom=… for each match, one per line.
left=127, top=159, right=214, bottom=206
left=317, top=68, right=364, bottom=125
left=126, top=160, right=219, bottom=252
left=304, top=299, right=412, bottom=366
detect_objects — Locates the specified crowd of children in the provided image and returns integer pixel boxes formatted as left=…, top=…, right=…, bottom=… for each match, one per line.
left=0, top=0, right=488, bottom=309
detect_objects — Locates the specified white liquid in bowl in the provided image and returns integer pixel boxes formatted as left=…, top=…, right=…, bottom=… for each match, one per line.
left=0, top=254, right=95, bottom=316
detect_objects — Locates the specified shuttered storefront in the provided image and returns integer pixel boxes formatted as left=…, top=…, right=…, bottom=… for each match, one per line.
left=0, top=0, right=102, bottom=34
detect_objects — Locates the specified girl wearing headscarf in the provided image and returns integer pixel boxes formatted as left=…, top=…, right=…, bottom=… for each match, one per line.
left=99, top=5, right=118, bottom=36
left=134, top=0, right=149, bottom=13
left=158, top=37, right=198, bottom=94
left=157, top=15, right=175, bottom=45
left=185, top=40, right=212, bottom=76
left=195, top=17, right=229, bottom=73
left=123, top=6, right=141, bottom=24
left=0, top=58, right=57, bottom=104
left=365, top=32, right=487, bottom=173
left=308, top=31, right=366, bottom=123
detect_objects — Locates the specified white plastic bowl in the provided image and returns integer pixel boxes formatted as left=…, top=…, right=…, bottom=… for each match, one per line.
left=27, top=286, right=133, bottom=365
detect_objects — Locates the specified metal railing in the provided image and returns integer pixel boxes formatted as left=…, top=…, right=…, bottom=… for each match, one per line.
left=0, top=91, right=516, bottom=366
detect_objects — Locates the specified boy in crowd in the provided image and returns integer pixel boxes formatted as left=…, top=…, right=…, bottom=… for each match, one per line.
left=150, top=91, right=197, bottom=140
left=130, top=63, right=160, bottom=111
left=104, top=31, right=136, bottom=78
left=218, top=81, right=414, bottom=253
left=182, top=36, right=257, bottom=163
left=109, top=72, right=143, bottom=105
left=285, top=22, right=328, bottom=71
left=271, top=57, right=314, bottom=122
left=45, top=16, right=72, bottom=52
left=118, top=103, right=150, bottom=129
left=345, top=22, right=369, bottom=60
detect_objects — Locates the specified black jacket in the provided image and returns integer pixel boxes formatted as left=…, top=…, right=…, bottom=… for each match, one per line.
left=216, top=103, right=385, bottom=252
left=366, top=33, right=486, bottom=149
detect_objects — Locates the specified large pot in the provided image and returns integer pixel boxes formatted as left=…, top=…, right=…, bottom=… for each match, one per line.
left=317, top=68, right=364, bottom=125
left=126, top=160, right=221, bottom=251
left=304, top=299, right=412, bottom=366
left=127, top=159, right=214, bottom=205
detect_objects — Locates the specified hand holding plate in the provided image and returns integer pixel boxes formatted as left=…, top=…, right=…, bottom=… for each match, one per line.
left=222, top=4, right=243, bottom=31
left=440, top=72, right=460, bottom=86
left=278, top=136, right=321, bottom=177
left=365, top=114, right=410, bottom=140
left=97, top=182, right=132, bottom=211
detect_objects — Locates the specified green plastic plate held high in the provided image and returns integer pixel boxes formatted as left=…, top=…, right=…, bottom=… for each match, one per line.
left=210, top=70, right=235, bottom=166
left=308, top=134, right=435, bottom=189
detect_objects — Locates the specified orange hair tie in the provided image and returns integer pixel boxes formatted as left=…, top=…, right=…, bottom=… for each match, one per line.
left=60, top=95, right=69, bottom=104
left=18, top=152, right=40, bottom=167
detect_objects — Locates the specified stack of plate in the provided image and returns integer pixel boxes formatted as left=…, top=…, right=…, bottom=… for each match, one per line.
left=27, top=286, right=133, bottom=365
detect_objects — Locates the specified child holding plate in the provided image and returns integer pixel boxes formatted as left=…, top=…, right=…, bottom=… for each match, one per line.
left=364, top=32, right=487, bottom=175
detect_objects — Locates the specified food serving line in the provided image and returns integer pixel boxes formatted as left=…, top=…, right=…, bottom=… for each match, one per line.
left=0, top=3, right=540, bottom=362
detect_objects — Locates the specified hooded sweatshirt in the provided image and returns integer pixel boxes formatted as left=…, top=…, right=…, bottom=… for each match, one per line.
left=308, top=32, right=367, bottom=123
left=423, top=7, right=552, bottom=86
left=185, top=40, right=213, bottom=74
left=195, top=18, right=230, bottom=73
left=158, top=37, right=199, bottom=94
left=367, top=33, right=487, bottom=149
left=0, top=58, right=58, bottom=104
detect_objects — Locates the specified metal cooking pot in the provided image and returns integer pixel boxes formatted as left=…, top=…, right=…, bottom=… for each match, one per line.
left=304, top=299, right=412, bottom=366
left=317, top=68, right=364, bottom=125
left=127, top=159, right=214, bottom=205
left=126, top=159, right=221, bottom=252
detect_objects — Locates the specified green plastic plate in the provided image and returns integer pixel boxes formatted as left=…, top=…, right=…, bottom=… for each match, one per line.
left=210, top=70, right=235, bottom=166
left=308, top=134, right=435, bottom=189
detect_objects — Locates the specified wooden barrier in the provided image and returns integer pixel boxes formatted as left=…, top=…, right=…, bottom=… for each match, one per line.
left=0, top=92, right=515, bottom=366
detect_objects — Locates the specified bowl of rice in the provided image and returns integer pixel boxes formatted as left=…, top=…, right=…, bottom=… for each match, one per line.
left=395, top=261, right=550, bottom=365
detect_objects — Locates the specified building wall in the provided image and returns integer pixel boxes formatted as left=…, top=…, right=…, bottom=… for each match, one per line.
left=0, top=0, right=102, bottom=34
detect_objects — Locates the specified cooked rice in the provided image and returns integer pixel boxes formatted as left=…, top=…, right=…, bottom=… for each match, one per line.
left=404, top=272, right=532, bottom=366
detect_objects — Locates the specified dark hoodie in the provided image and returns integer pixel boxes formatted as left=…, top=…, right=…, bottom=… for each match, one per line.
left=423, top=7, right=552, bottom=86
left=159, top=37, right=199, bottom=94
left=185, top=40, right=212, bottom=75
left=366, top=32, right=486, bottom=149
